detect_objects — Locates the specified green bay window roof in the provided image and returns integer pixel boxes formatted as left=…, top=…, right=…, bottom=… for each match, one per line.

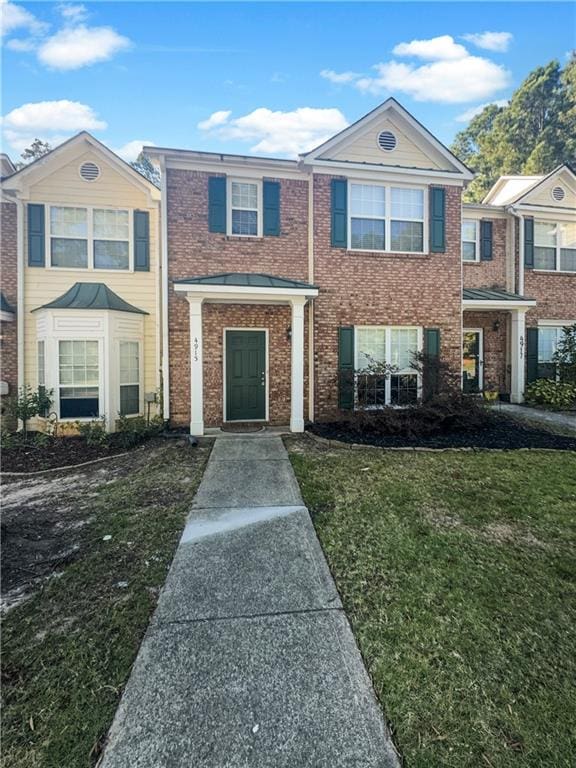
left=174, top=273, right=318, bottom=290
left=33, top=283, right=148, bottom=314
left=463, top=288, right=534, bottom=302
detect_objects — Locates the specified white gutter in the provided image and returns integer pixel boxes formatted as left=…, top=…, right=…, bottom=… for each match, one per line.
left=174, top=283, right=318, bottom=299
left=462, top=299, right=536, bottom=310
left=159, top=156, right=170, bottom=421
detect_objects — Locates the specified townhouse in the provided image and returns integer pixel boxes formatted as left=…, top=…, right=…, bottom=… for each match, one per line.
left=1, top=98, right=574, bottom=435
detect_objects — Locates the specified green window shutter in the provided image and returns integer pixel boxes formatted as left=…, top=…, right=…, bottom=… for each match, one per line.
left=429, top=187, right=445, bottom=253
left=480, top=220, right=493, bottom=261
left=526, top=327, right=539, bottom=383
left=524, top=217, right=534, bottom=268
left=423, top=328, right=441, bottom=399
left=208, top=176, right=226, bottom=233
left=263, top=180, right=280, bottom=236
left=28, top=203, right=45, bottom=267
left=133, top=210, right=150, bottom=271
left=331, top=179, right=347, bottom=248
left=338, top=326, right=355, bottom=410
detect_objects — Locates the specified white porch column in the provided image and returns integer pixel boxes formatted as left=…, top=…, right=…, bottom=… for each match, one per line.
left=187, top=296, right=204, bottom=435
left=290, top=298, right=306, bottom=432
left=510, top=309, right=527, bottom=403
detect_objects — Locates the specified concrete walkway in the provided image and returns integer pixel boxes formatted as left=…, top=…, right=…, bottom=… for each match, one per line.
left=496, top=403, right=576, bottom=433
left=100, top=436, right=399, bottom=768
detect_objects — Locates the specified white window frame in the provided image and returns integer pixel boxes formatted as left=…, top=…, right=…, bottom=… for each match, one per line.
left=118, top=339, right=143, bottom=417
left=354, top=325, right=423, bottom=408
left=533, top=220, right=576, bottom=273
left=45, top=204, right=134, bottom=272
left=462, top=219, right=480, bottom=262
left=227, top=178, right=263, bottom=238
left=57, top=338, right=103, bottom=420
left=348, top=181, right=427, bottom=255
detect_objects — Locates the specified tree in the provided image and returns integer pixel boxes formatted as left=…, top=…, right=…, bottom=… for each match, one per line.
left=131, top=152, right=161, bottom=187
left=7, top=386, right=52, bottom=438
left=451, top=56, right=576, bottom=202
left=20, top=138, right=52, bottom=164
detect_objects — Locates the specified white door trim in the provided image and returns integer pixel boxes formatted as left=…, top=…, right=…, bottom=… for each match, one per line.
left=222, top=328, right=269, bottom=423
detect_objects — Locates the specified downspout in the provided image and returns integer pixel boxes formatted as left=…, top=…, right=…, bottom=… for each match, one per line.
left=154, top=196, right=162, bottom=417
left=16, top=198, right=24, bottom=396
left=307, top=170, right=314, bottom=423
left=159, top=157, right=170, bottom=422
left=510, top=206, right=525, bottom=297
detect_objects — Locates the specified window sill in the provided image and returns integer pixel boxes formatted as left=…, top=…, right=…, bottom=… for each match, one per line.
left=532, top=269, right=576, bottom=275
left=462, top=259, right=482, bottom=265
left=225, top=235, right=264, bottom=241
left=345, top=248, right=430, bottom=257
left=44, top=266, right=135, bottom=274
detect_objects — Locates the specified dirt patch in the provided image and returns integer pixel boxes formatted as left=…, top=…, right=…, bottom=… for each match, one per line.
left=423, top=509, right=547, bottom=549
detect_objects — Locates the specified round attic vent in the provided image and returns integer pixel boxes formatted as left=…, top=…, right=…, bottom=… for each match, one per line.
left=79, top=161, right=100, bottom=182
left=377, top=130, right=397, bottom=152
left=551, top=185, right=565, bottom=202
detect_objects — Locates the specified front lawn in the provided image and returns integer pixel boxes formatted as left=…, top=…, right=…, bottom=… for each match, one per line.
left=287, top=437, right=576, bottom=768
left=1, top=439, right=211, bottom=768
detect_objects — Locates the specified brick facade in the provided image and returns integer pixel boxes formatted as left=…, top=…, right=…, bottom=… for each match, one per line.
left=463, top=311, right=509, bottom=394
left=1, top=201, right=18, bottom=420
left=463, top=218, right=508, bottom=291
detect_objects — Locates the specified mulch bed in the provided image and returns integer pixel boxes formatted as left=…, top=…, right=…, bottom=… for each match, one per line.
left=1, top=434, right=135, bottom=473
left=308, top=415, right=576, bottom=451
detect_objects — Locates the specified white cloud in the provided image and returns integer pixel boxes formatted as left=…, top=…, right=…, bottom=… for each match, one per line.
left=57, top=4, right=88, bottom=23
left=320, top=69, right=360, bottom=84
left=111, top=139, right=154, bottom=163
left=1, top=99, right=107, bottom=153
left=393, top=35, right=468, bottom=61
left=0, top=0, right=48, bottom=37
left=197, top=110, right=232, bottom=131
left=463, top=31, right=513, bottom=53
left=38, top=24, right=130, bottom=70
left=327, top=35, right=511, bottom=104
left=198, top=106, right=349, bottom=157
left=455, top=99, right=508, bottom=123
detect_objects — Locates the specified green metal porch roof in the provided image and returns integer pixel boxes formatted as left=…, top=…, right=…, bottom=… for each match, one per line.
left=463, top=288, right=533, bottom=302
left=1, top=292, right=15, bottom=314
left=33, top=283, right=148, bottom=314
left=174, top=272, right=318, bottom=290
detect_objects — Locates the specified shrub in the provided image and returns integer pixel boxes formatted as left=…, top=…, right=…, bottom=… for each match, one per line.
left=525, top=379, right=576, bottom=410
left=116, top=414, right=164, bottom=449
left=77, top=418, right=109, bottom=446
left=553, top=324, right=576, bottom=384
left=6, top=386, right=53, bottom=438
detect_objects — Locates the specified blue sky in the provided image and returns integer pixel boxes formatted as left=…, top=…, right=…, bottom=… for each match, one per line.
left=2, top=1, right=574, bottom=162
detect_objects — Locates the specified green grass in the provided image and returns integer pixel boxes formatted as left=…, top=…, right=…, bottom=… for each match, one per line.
left=287, top=439, right=576, bottom=768
left=1, top=440, right=210, bottom=768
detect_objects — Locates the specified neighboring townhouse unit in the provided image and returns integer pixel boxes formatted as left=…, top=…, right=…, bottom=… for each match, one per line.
left=1, top=154, right=18, bottom=426
left=147, top=98, right=475, bottom=435
left=0, top=134, right=161, bottom=432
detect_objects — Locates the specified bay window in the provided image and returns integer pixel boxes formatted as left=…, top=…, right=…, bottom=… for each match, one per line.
left=119, top=341, right=140, bottom=415
left=462, top=219, right=479, bottom=261
left=49, top=206, right=131, bottom=270
left=230, top=181, right=259, bottom=236
left=59, top=340, right=100, bottom=418
left=355, top=326, right=421, bottom=407
left=534, top=221, right=576, bottom=272
left=349, top=182, right=425, bottom=253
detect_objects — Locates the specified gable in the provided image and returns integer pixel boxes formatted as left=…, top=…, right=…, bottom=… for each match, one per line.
left=28, top=148, right=151, bottom=209
left=520, top=168, right=576, bottom=209
left=319, top=113, right=447, bottom=171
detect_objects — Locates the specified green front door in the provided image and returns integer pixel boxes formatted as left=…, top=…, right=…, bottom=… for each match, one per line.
left=225, top=330, right=266, bottom=421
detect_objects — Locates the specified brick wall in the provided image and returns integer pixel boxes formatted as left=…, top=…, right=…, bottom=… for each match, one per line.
left=463, top=310, right=509, bottom=394
left=312, top=176, right=463, bottom=420
left=1, top=201, right=18, bottom=410
left=166, top=169, right=310, bottom=426
left=463, top=218, right=508, bottom=291
left=524, top=270, right=576, bottom=325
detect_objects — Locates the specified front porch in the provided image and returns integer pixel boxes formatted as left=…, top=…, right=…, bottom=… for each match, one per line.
left=462, top=288, right=537, bottom=403
left=174, top=273, right=318, bottom=436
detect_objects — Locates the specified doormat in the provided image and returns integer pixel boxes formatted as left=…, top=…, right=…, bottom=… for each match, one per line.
left=221, top=423, right=266, bottom=434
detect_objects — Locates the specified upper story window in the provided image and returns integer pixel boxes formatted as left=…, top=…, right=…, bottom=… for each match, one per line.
left=349, top=182, right=425, bottom=253
left=462, top=219, right=479, bottom=262
left=534, top=221, right=576, bottom=273
left=229, top=180, right=261, bottom=237
left=49, top=205, right=130, bottom=270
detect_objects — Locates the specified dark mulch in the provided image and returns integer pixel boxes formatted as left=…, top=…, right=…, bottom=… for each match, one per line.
left=309, top=414, right=576, bottom=450
left=1, top=433, right=136, bottom=473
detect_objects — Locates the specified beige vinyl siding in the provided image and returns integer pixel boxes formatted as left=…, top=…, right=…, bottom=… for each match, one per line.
left=322, top=117, right=445, bottom=170
left=23, top=148, right=160, bottom=418
left=527, top=180, right=576, bottom=209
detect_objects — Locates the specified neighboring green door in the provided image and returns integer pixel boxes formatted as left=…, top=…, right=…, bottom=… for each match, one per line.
left=225, top=331, right=266, bottom=421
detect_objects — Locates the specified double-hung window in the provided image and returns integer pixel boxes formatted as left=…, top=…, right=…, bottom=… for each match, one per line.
left=534, top=221, right=576, bottom=272
left=59, top=340, right=100, bottom=418
left=119, top=341, right=140, bottom=416
left=355, top=326, right=421, bottom=407
left=230, top=181, right=260, bottom=236
left=349, top=183, right=425, bottom=253
left=37, top=340, right=49, bottom=416
left=537, top=326, right=572, bottom=380
left=462, top=219, right=479, bottom=261
left=49, top=206, right=130, bottom=270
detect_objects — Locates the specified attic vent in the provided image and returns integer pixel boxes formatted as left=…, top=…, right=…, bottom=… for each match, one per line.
left=79, top=161, right=100, bottom=182
left=377, top=130, right=397, bottom=152
left=551, top=185, right=565, bottom=202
